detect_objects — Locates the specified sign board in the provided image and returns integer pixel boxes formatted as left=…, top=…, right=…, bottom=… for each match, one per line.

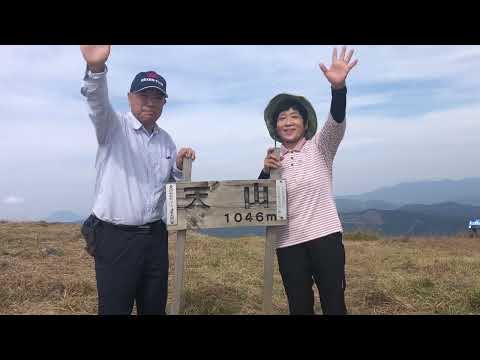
left=166, top=180, right=287, bottom=231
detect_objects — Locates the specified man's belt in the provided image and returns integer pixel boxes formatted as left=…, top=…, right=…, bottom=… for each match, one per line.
left=94, top=215, right=163, bottom=233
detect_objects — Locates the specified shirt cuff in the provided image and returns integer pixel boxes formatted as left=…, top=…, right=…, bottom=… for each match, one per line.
left=331, top=85, right=347, bottom=95
left=83, top=65, right=108, bottom=81
left=172, top=163, right=183, bottom=180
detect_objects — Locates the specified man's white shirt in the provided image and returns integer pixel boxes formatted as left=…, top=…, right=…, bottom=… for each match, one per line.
left=81, top=67, right=183, bottom=225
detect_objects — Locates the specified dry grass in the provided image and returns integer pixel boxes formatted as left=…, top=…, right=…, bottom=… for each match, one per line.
left=1, top=221, right=479, bottom=315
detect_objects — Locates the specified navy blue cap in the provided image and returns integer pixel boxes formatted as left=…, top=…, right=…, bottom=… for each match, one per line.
left=130, top=71, right=168, bottom=97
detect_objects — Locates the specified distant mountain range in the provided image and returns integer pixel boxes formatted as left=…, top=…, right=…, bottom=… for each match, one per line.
left=398, top=202, right=480, bottom=218
left=340, top=202, right=480, bottom=236
left=338, top=177, right=480, bottom=206
left=44, top=177, right=480, bottom=237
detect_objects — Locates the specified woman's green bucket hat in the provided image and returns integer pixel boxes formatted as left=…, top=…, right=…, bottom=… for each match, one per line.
left=264, top=93, right=317, bottom=142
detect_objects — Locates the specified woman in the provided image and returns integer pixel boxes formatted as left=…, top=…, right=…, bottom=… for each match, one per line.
left=259, top=46, right=358, bottom=314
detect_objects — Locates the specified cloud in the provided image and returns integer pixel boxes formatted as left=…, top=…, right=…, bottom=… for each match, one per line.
left=0, top=45, right=479, bottom=220
left=333, top=103, right=480, bottom=195
left=2, top=196, right=25, bottom=205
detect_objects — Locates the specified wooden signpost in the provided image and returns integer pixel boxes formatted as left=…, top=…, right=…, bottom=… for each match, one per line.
left=168, top=151, right=285, bottom=314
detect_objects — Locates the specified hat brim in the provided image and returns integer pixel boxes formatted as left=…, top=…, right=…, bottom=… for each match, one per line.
left=264, top=93, right=317, bottom=142
left=133, top=85, right=168, bottom=98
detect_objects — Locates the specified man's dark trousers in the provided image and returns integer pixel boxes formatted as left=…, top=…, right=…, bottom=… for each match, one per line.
left=93, top=217, right=169, bottom=315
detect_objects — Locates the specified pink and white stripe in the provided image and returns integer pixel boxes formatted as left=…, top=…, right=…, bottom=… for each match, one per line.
left=276, top=113, right=346, bottom=249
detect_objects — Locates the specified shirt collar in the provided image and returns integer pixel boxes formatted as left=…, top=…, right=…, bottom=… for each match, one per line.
left=280, top=137, right=307, bottom=156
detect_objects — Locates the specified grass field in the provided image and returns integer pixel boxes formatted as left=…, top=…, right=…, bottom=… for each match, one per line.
left=1, top=221, right=479, bottom=315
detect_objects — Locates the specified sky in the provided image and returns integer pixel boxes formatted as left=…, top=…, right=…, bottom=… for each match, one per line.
left=0, top=45, right=479, bottom=220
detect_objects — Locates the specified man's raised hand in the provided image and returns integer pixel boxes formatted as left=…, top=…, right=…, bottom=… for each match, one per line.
left=80, top=45, right=111, bottom=73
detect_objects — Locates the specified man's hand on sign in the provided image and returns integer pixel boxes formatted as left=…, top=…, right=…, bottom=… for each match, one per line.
left=80, top=45, right=111, bottom=73
left=176, top=147, right=196, bottom=170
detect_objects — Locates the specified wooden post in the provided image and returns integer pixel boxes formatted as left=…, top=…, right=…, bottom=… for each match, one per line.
left=263, top=148, right=280, bottom=314
left=171, top=156, right=192, bottom=315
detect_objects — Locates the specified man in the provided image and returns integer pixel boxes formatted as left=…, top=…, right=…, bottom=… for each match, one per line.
left=80, top=45, right=196, bottom=315
left=259, top=46, right=358, bottom=315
